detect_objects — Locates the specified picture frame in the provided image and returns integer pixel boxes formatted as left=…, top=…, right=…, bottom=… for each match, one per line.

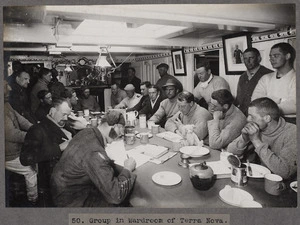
left=222, top=33, right=252, bottom=74
left=171, top=48, right=187, bottom=76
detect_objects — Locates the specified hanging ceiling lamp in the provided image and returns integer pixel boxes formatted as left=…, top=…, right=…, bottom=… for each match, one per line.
left=95, top=47, right=114, bottom=68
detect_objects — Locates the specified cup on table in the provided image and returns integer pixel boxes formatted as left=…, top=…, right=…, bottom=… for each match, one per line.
left=264, top=174, right=286, bottom=195
left=90, top=118, right=98, bottom=127
left=77, top=111, right=84, bottom=117
left=139, top=114, right=147, bottom=129
left=140, top=132, right=149, bottom=144
left=172, top=141, right=182, bottom=152
left=125, top=133, right=136, bottom=145
left=147, top=121, right=155, bottom=130
left=84, top=115, right=90, bottom=122
left=84, top=109, right=90, bottom=116
left=151, top=125, right=160, bottom=134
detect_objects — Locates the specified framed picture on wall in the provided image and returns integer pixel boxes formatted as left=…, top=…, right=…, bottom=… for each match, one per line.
left=222, top=33, right=252, bottom=74
left=171, top=48, right=187, bottom=76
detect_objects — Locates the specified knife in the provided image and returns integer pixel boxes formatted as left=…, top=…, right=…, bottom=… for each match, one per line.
left=247, top=160, right=253, bottom=176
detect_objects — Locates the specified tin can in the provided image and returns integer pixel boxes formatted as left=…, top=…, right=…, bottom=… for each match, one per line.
left=125, top=125, right=135, bottom=134
left=231, top=164, right=247, bottom=186
left=125, top=133, right=135, bottom=145
left=140, top=133, right=149, bottom=144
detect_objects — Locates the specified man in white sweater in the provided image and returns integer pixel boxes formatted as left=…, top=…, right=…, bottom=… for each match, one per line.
left=252, top=42, right=296, bottom=124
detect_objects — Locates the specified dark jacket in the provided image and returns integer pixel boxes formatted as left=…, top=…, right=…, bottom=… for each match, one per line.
left=20, top=117, right=69, bottom=190
left=9, top=81, right=37, bottom=124
left=35, top=102, right=52, bottom=122
left=50, top=127, right=136, bottom=207
left=235, top=65, right=273, bottom=115
left=145, top=94, right=165, bottom=120
left=120, top=76, right=141, bottom=94
left=127, top=95, right=149, bottom=114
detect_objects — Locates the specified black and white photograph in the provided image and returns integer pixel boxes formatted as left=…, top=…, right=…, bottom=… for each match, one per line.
left=171, top=48, right=187, bottom=75
left=0, top=2, right=299, bottom=225
left=222, top=33, right=252, bottom=74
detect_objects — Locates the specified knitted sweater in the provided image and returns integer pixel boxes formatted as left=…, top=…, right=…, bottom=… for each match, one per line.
left=149, top=96, right=179, bottom=124
left=193, top=75, right=230, bottom=103
left=252, top=69, right=296, bottom=117
left=227, top=117, right=297, bottom=179
left=165, top=104, right=212, bottom=140
left=5, top=102, right=32, bottom=161
left=207, top=105, right=246, bottom=150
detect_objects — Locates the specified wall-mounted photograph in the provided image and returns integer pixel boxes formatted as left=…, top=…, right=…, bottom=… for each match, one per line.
left=222, top=33, right=252, bottom=74
left=171, top=48, right=187, bottom=76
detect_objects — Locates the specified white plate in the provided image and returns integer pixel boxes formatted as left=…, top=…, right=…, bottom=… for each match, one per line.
left=240, top=200, right=263, bottom=208
left=243, top=163, right=271, bottom=178
left=136, top=132, right=153, bottom=139
left=290, top=181, right=297, bottom=192
left=180, top=146, right=210, bottom=157
left=219, top=185, right=254, bottom=207
left=152, top=171, right=182, bottom=186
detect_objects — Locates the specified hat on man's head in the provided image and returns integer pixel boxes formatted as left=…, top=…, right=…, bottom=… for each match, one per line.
left=124, top=84, right=135, bottom=91
left=162, top=79, right=177, bottom=89
left=156, top=63, right=169, bottom=70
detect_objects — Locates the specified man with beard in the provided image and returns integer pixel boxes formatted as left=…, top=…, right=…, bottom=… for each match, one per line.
left=79, top=87, right=101, bottom=112
left=20, top=98, right=73, bottom=206
left=9, top=70, right=37, bottom=124
left=35, top=90, right=53, bottom=121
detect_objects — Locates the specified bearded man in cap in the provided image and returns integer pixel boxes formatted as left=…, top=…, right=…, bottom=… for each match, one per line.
left=149, top=79, right=180, bottom=127
left=115, top=84, right=142, bottom=109
left=155, top=63, right=183, bottom=97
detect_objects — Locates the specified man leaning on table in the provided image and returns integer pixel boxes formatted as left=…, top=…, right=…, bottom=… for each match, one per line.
left=50, top=112, right=136, bottom=207
left=207, top=89, right=246, bottom=150
left=149, top=79, right=180, bottom=127
left=114, top=84, right=142, bottom=109
left=227, top=97, right=297, bottom=180
left=165, top=91, right=212, bottom=141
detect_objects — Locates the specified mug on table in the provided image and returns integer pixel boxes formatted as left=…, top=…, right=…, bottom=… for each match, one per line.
left=264, top=174, right=286, bottom=195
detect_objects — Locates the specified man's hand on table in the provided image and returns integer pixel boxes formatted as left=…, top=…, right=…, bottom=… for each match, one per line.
left=124, top=157, right=136, bottom=172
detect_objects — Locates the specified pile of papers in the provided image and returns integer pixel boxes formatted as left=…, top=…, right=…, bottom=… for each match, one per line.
left=106, top=141, right=171, bottom=168
left=156, top=131, right=184, bottom=142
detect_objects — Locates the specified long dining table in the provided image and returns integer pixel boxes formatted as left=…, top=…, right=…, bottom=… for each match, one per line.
left=124, top=128, right=297, bottom=208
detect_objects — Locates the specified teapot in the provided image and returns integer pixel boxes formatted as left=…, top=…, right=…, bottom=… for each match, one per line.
left=189, top=161, right=215, bottom=190
left=126, top=111, right=138, bottom=126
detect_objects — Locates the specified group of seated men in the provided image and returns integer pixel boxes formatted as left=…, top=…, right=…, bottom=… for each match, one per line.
left=4, top=42, right=296, bottom=208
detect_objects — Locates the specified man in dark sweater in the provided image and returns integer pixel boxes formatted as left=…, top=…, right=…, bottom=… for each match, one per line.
left=234, top=48, right=273, bottom=115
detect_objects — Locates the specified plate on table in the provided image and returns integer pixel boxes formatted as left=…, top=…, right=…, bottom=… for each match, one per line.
left=219, top=185, right=254, bottom=207
left=290, top=181, right=297, bottom=192
left=243, top=163, right=271, bottom=178
left=152, top=171, right=182, bottom=186
left=136, top=132, right=153, bottom=139
left=179, top=146, right=210, bottom=157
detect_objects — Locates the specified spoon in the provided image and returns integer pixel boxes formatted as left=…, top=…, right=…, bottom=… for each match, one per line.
left=227, top=155, right=241, bottom=168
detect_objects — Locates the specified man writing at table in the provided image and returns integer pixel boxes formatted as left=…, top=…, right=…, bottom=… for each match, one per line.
left=227, top=97, right=297, bottom=180
left=165, top=91, right=212, bottom=141
left=51, top=112, right=136, bottom=207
